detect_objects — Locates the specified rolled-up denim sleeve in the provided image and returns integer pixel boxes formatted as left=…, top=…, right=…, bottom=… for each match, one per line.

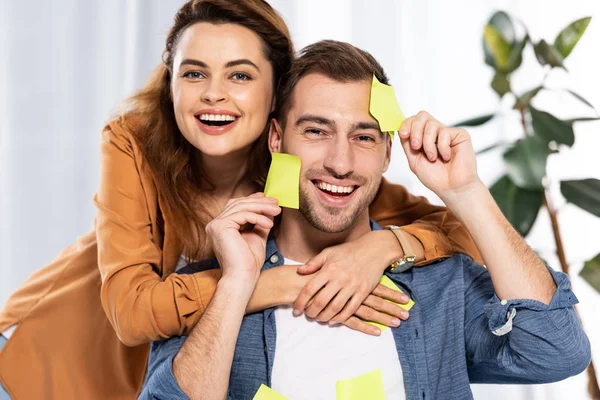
left=139, top=337, right=190, bottom=400
left=461, top=255, right=591, bottom=384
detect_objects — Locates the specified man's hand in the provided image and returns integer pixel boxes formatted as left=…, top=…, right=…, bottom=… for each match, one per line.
left=399, top=111, right=481, bottom=200
left=206, top=193, right=281, bottom=281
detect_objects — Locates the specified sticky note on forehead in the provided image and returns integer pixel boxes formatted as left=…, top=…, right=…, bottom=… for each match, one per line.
left=264, top=153, right=301, bottom=209
left=369, top=74, right=405, bottom=136
left=336, top=369, right=385, bottom=400
left=366, top=275, right=414, bottom=332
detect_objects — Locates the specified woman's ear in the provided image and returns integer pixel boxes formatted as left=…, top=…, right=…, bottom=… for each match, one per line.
left=268, top=118, right=283, bottom=153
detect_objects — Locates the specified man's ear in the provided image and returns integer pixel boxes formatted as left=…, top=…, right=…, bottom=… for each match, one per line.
left=382, top=133, right=392, bottom=173
left=268, top=118, right=283, bottom=153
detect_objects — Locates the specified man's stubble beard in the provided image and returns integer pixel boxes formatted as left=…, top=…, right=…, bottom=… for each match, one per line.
left=298, top=176, right=382, bottom=233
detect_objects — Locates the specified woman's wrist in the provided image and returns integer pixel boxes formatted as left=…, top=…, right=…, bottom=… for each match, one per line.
left=246, top=266, right=309, bottom=312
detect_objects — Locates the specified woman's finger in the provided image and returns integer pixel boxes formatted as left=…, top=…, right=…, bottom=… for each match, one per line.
left=371, top=283, right=410, bottom=304
left=315, top=287, right=355, bottom=322
left=342, top=316, right=381, bottom=336
left=328, top=292, right=365, bottom=325
left=221, top=201, right=281, bottom=219
left=354, top=304, right=401, bottom=328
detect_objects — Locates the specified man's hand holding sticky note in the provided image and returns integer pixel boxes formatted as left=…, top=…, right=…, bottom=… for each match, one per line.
left=264, top=153, right=301, bottom=209
left=369, top=74, right=405, bottom=136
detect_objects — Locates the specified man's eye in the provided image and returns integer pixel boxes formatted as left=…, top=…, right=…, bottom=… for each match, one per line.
left=231, top=72, right=252, bottom=81
left=306, top=129, right=323, bottom=135
left=357, top=135, right=375, bottom=142
left=182, top=71, right=204, bottom=80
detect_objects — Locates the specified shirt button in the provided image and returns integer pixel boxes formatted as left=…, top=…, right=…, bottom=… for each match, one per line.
left=270, top=254, right=279, bottom=264
left=500, top=299, right=508, bottom=306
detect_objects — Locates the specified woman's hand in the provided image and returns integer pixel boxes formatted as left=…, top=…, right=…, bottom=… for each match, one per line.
left=292, top=230, right=412, bottom=334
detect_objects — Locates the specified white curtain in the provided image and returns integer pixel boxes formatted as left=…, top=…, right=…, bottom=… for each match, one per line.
left=1, top=0, right=599, bottom=398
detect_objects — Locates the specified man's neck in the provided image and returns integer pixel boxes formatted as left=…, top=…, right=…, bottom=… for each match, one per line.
left=274, top=209, right=372, bottom=263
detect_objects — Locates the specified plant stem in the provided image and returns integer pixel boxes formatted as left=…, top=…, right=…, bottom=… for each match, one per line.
left=519, top=109, right=600, bottom=397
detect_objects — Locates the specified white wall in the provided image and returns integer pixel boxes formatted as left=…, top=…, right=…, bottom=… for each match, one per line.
left=1, top=0, right=599, bottom=398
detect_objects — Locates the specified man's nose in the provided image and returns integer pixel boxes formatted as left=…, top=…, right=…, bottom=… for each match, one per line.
left=202, top=78, right=227, bottom=104
left=323, top=137, right=354, bottom=178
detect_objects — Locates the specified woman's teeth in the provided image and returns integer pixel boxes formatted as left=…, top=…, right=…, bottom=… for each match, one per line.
left=198, top=113, right=237, bottom=122
left=315, top=181, right=355, bottom=194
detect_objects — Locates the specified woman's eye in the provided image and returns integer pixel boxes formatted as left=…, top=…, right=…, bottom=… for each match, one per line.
left=182, top=71, right=204, bottom=80
left=231, top=72, right=252, bottom=81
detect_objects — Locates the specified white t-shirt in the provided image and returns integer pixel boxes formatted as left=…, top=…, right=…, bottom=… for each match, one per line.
left=270, top=259, right=405, bottom=399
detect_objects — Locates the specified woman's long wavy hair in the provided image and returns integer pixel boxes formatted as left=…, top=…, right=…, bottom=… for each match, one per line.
left=119, top=0, right=294, bottom=257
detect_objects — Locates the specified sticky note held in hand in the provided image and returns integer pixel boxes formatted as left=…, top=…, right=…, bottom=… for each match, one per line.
left=336, top=369, right=386, bottom=400
left=264, top=153, right=301, bottom=209
left=369, top=74, right=405, bottom=136
left=366, top=275, right=414, bottom=332
left=253, top=384, right=288, bottom=400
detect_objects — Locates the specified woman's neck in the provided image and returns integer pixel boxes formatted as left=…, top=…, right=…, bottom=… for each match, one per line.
left=199, top=146, right=255, bottom=200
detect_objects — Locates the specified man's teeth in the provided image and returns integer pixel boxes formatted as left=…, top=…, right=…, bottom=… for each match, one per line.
left=198, top=113, right=237, bottom=122
left=315, top=181, right=355, bottom=194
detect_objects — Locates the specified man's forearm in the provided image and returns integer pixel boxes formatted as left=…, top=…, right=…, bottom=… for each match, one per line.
left=173, top=276, right=255, bottom=400
left=442, top=181, right=556, bottom=304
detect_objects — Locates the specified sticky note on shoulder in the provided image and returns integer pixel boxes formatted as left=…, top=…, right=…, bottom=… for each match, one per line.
left=264, top=153, right=301, bottom=209
left=253, top=384, right=288, bottom=400
left=366, top=275, right=414, bottom=332
left=336, top=369, right=385, bottom=400
left=369, top=74, right=405, bottom=136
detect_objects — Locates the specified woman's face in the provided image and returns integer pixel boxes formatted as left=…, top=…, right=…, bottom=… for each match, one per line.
left=171, top=23, right=275, bottom=157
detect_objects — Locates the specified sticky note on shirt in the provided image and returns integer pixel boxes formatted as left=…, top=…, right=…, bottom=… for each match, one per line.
left=369, top=74, right=405, bottom=136
left=264, top=153, right=301, bottom=209
left=336, top=369, right=386, bottom=400
left=366, top=275, right=415, bottom=332
left=253, top=384, right=288, bottom=400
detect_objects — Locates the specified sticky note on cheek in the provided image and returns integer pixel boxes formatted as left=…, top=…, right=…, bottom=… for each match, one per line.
left=366, top=275, right=414, bottom=332
left=336, top=369, right=386, bottom=400
left=253, top=384, right=288, bottom=400
left=264, top=153, right=301, bottom=209
left=369, top=74, right=405, bottom=137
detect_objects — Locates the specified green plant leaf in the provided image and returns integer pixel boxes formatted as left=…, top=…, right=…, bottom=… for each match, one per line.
left=484, top=25, right=512, bottom=70
left=565, top=90, right=597, bottom=113
left=490, top=175, right=544, bottom=236
left=491, top=72, right=511, bottom=97
left=580, top=253, right=600, bottom=293
left=451, top=114, right=495, bottom=127
left=561, top=179, right=600, bottom=217
left=476, top=142, right=508, bottom=155
left=503, top=135, right=551, bottom=189
left=530, top=107, right=575, bottom=146
left=564, top=116, right=600, bottom=124
left=505, top=34, right=529, bottom=73
left=554, top=17, right=592, bottom=59
left=534, top=39, right=565, bottom=69
left=515, top=86, right=544, bottom=109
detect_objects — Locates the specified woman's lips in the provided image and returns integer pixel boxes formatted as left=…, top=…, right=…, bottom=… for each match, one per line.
left=195, top=115, right=240, bottom=136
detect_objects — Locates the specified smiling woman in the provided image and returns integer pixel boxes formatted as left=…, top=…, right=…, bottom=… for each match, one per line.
left=0, top=0, right=481, bottom=399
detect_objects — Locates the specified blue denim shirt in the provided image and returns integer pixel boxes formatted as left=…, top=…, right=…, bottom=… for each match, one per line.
left=140, top=222, right=591, bottom=400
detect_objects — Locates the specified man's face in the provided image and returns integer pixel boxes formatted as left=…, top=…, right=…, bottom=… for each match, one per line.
left=269, top=73, right=391, bottom=233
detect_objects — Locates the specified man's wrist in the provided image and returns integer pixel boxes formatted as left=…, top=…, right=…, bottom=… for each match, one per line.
left=439, top=179, right=488, bottom=212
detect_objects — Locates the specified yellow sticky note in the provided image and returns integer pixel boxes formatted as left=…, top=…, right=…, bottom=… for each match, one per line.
left=253, top=384, right=288, bottom=400
left=264, top=153, right=301, bottom=209
left=369, top=74, right=405, bottom=136
left=336, top=369, right=386, bottom=400
left=366, top=275, right=415, bottom=332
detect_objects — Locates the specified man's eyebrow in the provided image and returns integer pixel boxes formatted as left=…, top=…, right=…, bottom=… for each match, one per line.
left=351, top=121, right=381, bottom=132
left=295, top=114, right=336, bottom=129
left=179, top=58, right=260, bottom=71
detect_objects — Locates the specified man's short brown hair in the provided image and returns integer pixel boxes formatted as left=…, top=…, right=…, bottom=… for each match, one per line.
left=275, top=40, right=389, bottom=128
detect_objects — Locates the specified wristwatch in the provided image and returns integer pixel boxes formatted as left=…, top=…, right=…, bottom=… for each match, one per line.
left=383, top=225, right=417, bottom=273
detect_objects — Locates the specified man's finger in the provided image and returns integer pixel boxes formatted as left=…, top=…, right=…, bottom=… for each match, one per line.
left=293, top=274, right=329, bottom=315
left=410, top=111, right=430, bottom=150
left=304, top=282, right=342, bottom=319
left=297, top=252, right=328, bottom=275
left=363, top=294, right=409, bottom=320
left=399, top=116, right=414, bottom=139
left=354, top=305, right=401, bottom=328
left=437, top=128, right=453, bottom=161
left=422, top=120, right=440, bottom=162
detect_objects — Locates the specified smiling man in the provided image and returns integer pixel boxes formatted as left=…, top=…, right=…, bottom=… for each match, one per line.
left=140, top=40, right=590, bottom=400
